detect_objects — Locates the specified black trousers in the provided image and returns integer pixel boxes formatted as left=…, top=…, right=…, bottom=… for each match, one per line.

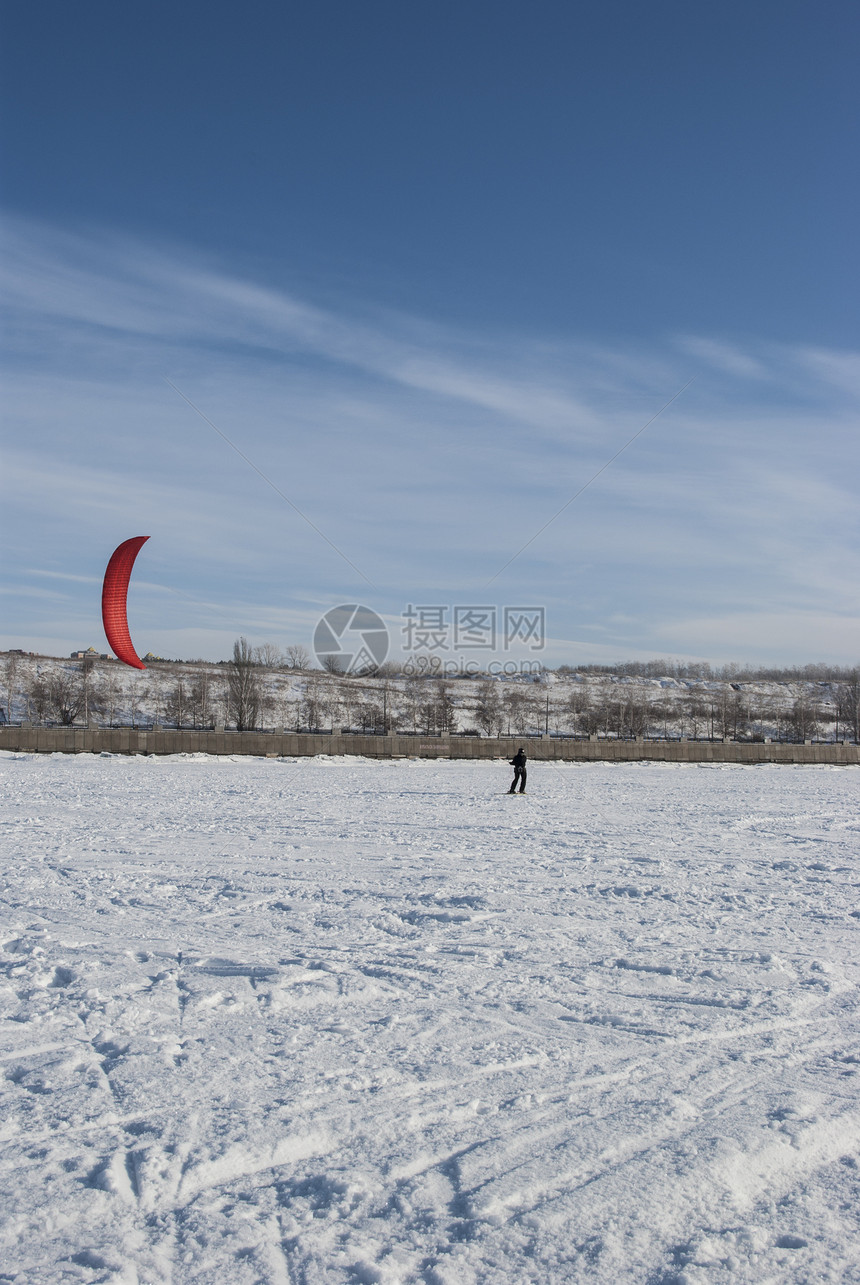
left=510, top=767, right=527, bottom=793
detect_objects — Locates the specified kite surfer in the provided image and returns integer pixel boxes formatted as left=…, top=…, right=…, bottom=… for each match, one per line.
left=508, top=747, right=527, bottom=794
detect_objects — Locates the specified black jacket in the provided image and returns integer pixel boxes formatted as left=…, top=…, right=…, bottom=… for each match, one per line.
left=510, top=750, right=527, bottom=769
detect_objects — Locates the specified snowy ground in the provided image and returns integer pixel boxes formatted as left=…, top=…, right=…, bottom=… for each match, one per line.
left=1, top=753, right=858, bottom=1285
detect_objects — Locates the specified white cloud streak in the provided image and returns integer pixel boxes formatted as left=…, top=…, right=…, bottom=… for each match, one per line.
left=2, top=216, right=858, bottom=665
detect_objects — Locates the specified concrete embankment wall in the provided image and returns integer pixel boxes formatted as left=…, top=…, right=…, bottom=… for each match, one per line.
left=1, top=726, right=858, bottom=765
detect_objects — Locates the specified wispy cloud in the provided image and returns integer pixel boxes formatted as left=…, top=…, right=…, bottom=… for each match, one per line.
left=676, top=336, right=767, bottom=380
left=28, top=569, right=102, bottom=585
left=797, top=346, right=860, bottom=397
left=654, top=611, right=860, bottom=660
left=2, top=216, right=599, bottom=436
left=2, top=216, right=858, bottom=665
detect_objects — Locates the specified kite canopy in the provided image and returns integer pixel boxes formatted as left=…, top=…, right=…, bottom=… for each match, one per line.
left=101, top=536, right=150, bottom=670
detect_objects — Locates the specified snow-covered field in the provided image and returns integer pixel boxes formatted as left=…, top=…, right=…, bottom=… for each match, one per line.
left=1, top=753, right=858, bottom=1285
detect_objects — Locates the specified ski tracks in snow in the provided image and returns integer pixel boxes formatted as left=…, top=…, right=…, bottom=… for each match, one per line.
left=0, top=753, right=858, bottom=1283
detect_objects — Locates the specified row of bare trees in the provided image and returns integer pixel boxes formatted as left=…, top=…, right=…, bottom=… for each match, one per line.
left=3, top=649, right=858, bottom=741
left=558, top=686, right=858, bottom=742
left=272, top=674, right=457, bottom=734
left=12, top=662, right=221, bottom=729
left=252, top=642, right=311, bottom=670
left=476, top=681, right=860, bottom=741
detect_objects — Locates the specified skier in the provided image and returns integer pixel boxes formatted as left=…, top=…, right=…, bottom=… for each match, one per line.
left=508, top=747, right=527, bottom=794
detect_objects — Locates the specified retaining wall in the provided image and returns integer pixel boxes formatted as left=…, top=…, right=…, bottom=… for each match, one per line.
left=1, top=726, right=857, bottom=765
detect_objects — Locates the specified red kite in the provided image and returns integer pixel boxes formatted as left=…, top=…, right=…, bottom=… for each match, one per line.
left=101, top=536, right=150, bottom=669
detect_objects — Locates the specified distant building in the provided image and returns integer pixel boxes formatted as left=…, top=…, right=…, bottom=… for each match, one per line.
left=71, top=647, right=108, bottom=660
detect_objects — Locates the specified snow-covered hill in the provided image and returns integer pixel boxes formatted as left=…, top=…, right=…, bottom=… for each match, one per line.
left=2, top=652, right=857, bottom=743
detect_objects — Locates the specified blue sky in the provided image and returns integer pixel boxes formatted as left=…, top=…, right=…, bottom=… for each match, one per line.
left=1, top=1, right=858, bottom=666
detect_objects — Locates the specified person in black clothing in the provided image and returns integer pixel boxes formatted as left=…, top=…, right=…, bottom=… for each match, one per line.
left=509, top=747, right=527, bottom=793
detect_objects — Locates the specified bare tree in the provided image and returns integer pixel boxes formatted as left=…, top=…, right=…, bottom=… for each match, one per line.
left=428, top=683, right=457, bottom=734
left=604, top=696, right=628, bottom=739
left=566, top=685, right=592, bottom=736
left=95, top=666, right=124, bottom=728
left=188, top=670, right=216, bottom=729
left=27, top=672, right=51, bottom=723
left=363, top=678, right=397, bottom=732
left=2, top=653, right=20, bottom=723
left=354, top=693, right=384, bottom=732
left=283, top=644, right=311, bottom=670
left=409, top=679, right=451, bottom=734
left=709, top=688, right=747, bottom=739
left=785, top=695, right=820, bottom=742
left=413, top=682, right=434, bottom=734
left=537, top=685, right=561, bottom=735
left=164, top=675, right=190, bottom=728
left=386, top=685, right=411, bottom=732
left=269, top=675, right=295, bottom=730
left=502, top=687, right=523, bottom=735
left=818, top=698, right=836, bottom=743
left=325, top=682, right=347, bottom=731
left=625, top=689, right=650, bottom=737
left=585, top=692, right=610, bottom=736
left=321, top=653, right=347, bottom=675
left=439, top=683, right=460, bottom=735
left=148, top=672, right=168, bottom=726
left=128, top=677, right=146, bottom=729
left=398, top=680, right=423, bottom=733
left=300, top=676, right=328, bottom=730
left=505, top=684, right=544, bottom=735
left=473, top=681, right=502, bottom=737
left=47, top=670, right=86, bottom=726
left=835, top=672, right=859, bottom=742
left=226, top=637, right=263, bottom=731
left=745, top=692, right=774, bottom=741
left=77, top=654, right=98, bottom=726
left=723, top=691, right=750, bottom=739
left=681, top=693, right=709, bottom=740
left=254, top=642, right=283, bottom=669
left=504, top=686, right=536, bottom=736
